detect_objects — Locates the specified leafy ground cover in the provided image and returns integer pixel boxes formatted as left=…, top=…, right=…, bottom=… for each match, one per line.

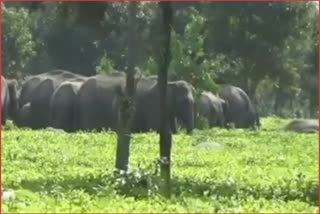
left=1, top=117, right=318, bottom=212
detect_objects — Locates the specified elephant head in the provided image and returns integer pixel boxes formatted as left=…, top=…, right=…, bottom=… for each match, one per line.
left=170, top=81, right=194, bottom=134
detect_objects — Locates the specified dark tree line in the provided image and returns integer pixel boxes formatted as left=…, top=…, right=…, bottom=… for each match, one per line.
left=2, top=2, right=318, bottom=118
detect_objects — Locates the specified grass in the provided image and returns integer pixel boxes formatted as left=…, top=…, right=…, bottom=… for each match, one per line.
left=1, top=117, right=318, bottom=212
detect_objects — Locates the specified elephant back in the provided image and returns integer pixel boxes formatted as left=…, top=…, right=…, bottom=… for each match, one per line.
left=57, top=77, right=87, bottom=93
left=45, top=69, right=84, bottom=79
left=52, top=77, right=87, bottom=103
left=19, top=69, right=83, bottom=107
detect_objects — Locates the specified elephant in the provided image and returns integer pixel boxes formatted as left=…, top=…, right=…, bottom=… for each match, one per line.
left=2, top=76, right=19, bottom=125
left=132, top=77, right=195, bottom=134
left=49, top=77, right=88, bottom=132
left=75, top=72, right=128, bottom=132
left=23, top=70, right=84, bottom=129
left=218, top=84, right=260, bottom=129
left=196, top=91, right=227, bottom=128
left=283, top=119, right=318, bottom=133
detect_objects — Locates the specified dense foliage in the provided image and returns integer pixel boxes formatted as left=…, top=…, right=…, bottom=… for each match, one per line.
left=2, top=117, right=318, bottom=212
left=2, top=2, right=318, bottom=116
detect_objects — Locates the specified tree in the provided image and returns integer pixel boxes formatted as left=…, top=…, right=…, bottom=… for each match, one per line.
left=205, top=2, right=316, bottom=99
left=157, top=1, right=173, bottom=197
left=301, top=25, right=318, bottom=118
left=2, top=4, right=36, bottom=78
left=115, top=2, right=137, bottom=171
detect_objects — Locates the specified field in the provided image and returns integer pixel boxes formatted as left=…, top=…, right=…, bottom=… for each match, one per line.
left=1, top=117, right=318, bottom=212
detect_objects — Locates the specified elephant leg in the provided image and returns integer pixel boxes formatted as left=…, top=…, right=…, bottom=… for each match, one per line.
left=170, top=117, right=178, bottom=134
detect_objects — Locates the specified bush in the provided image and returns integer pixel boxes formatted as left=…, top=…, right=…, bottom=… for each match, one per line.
left=2, top=4, right=36, bottom=77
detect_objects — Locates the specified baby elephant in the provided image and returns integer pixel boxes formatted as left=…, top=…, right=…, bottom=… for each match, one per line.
left=197, top=91, right=227, bottom=128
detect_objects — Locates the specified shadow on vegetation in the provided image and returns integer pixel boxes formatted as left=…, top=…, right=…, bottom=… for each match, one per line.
left=11, top=169, right=318, bottom=207
left=170, top=177, right=318, bottom=206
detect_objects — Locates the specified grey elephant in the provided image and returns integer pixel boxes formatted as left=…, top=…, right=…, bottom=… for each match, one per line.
left=283, top=119, right=318, bottom=133
left=49, top=77, right=88, bottom=132
left=75, top=72, right=128, bottom=132
left=23, top=70, right=84, bottom=129
left=196, top=91, right=227, bottom=128
left=218, top=84, right=260, bottom=129
left=132, top=77, right=195, bottom=134
left=2, top=76, right=19, bottom=125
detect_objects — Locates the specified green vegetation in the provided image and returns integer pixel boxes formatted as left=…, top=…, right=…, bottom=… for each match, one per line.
left=2, top=117, right=318, bottom=212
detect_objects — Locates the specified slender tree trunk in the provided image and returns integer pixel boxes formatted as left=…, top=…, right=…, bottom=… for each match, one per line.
left=249, top=80, right=259, bottom=107
left=115, top=2, right=137, bottom=171
left=274, top=89, right=282, bottom=116
left=309, top=92, right=318, bottom=118
left=158, top=2, right=173, bottom=197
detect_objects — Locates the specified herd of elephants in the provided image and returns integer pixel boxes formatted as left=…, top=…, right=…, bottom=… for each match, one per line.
left=1, top=69, right=318, bottom=134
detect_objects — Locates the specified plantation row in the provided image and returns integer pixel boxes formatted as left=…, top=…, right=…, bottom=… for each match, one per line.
left=2, top=118, right=318, bottom=212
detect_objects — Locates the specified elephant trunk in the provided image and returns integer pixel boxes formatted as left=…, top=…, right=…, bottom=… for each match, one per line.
left=175, top=100, right=194, bottom=135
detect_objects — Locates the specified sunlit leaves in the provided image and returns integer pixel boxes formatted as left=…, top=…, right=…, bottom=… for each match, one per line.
left=2, top=5, right=36, bottom=76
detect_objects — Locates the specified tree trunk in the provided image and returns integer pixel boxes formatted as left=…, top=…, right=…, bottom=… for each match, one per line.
left=158, top=2, right=173, bottom=197
left=249, top=79, right=259, bottom=107
left=115, top=2, right=137, bottom=171
left=309, top=91, right=318, bottom=118
left=274, top=89, right=282, bottom=116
